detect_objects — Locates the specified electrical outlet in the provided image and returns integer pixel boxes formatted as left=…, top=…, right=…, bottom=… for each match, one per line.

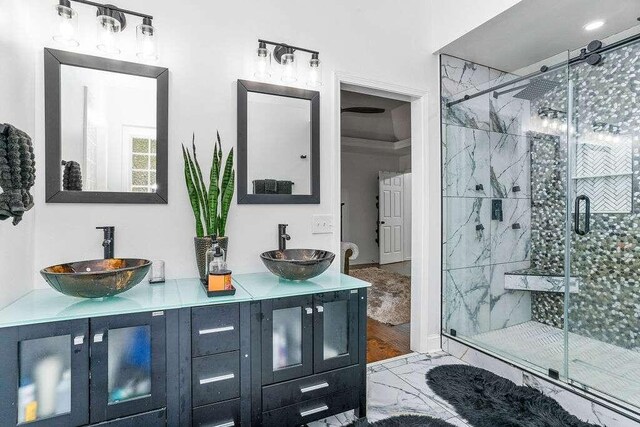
left=312, top=214, right=333, bottom=234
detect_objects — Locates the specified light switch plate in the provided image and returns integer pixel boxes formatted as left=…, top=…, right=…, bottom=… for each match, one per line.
left=312, top=214, right=333, bottom=234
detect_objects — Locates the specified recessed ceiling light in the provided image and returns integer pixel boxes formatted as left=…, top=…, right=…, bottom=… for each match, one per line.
left=584, top=20, right=605, bottom=31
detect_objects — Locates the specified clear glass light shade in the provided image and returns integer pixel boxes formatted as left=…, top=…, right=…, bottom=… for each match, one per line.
left=53, top=5, right=79, bottom=47
left=281, top=52, right=297, bottom=83
left=136, top=24, right=158, bottom=60
left=96, top=15, right=122, bottom=54
left=307, top=57, right=322, bottom=87
left=254, top=47, right=271, bottom=79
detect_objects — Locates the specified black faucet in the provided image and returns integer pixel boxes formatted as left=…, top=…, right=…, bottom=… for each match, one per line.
left=96, top=226, right=115, bottom=259
left=278, top=224, right=291, bottom=251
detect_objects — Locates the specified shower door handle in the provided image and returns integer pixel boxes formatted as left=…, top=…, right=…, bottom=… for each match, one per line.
left=574, top=195, right=591, bottom=235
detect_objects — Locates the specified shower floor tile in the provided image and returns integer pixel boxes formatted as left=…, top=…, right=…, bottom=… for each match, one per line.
left=471, top=321, right=640, bottom=409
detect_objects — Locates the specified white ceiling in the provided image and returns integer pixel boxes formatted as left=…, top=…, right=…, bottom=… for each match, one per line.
left=440, top=0, right=640, bottom=72
left=340, top=91, right=411, bottom=144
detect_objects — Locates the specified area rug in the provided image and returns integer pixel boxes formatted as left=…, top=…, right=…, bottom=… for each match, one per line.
left=347, top=415, right=454, bottom=426
left=426, top=365, right=597, bottom=427
left=350, top=267, right=410, bottom=325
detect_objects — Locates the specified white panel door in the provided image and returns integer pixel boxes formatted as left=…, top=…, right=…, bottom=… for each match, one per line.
left=379, top=171, right=403, bottom=264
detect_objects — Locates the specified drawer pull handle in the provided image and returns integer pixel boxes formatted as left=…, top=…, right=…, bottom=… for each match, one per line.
left=209, top=421, right=235, bottom=427
left=94, top=333, right=104, bottom=343
left=305, top=307, right=313, bottom=315
left=199, top=325, right=235, bottom=335
left=316, top=305, right=324, bottom=313
left=74, top=335, right=84, bottom=346
left=300, top=404, right=329, bottom=417
left=199, top=373, right=235, bottom=385
left=300, top=381, right=329, bottom=393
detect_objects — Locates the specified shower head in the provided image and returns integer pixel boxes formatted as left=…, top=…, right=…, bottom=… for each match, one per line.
left=511, top=78, right=560, bottom=101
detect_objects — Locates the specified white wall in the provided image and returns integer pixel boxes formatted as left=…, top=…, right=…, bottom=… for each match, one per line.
left=5, top=0, right=434, bottom=289
left=0, top=1, right=37, bottom=307
left=341, top=149, right=402, bottom=265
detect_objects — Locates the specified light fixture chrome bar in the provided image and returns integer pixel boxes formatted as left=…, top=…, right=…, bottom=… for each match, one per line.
left=258, top=39, right=319, bottom=55
left=68, top=0, right=152, bottom=20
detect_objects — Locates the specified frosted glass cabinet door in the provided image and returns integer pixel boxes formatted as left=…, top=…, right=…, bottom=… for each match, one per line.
left=313, top=291, right=359, bottom=373
left=0, top=319, right=89, bottom=427
left=261, top=295, right=313, bottom=385
left=89, top=311, right=166, bottom=424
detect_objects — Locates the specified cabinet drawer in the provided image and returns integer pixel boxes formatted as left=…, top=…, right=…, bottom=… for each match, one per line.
left=192, top=304, right=239, bottom=357
left=192, top=398, right=240, bottom=427
left=262, top=365, right=359, bottom=411
left=192, top=351, right=240, bottom=407
left=262, top=388, right=358, bottom=427
left=91, top=409, right=165, bottom=426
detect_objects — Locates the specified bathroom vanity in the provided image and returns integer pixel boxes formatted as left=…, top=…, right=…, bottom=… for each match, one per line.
left=0, top=272, right=369, bottom=427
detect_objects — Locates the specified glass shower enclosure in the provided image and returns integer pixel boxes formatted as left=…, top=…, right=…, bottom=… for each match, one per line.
left=441, top=34, right=640, bottom=414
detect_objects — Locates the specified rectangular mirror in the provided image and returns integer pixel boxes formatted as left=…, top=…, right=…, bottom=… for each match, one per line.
left=45, top=48, right=168, bottom=203
left=237, top=80, right=319, bottom=204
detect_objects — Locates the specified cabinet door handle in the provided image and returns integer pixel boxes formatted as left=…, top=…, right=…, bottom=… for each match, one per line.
left=199, top=373, right=235, bottom=385
left=305, top=307, right=313, bottom=315
left=300, top=404, right=329, bottom=417
left=74, top=335, right=85, bottom=346
left=199, top=325, right=234, bottom=335
left=94, top=332, right=104, bottom=343
left=300, top=381, right=329, bottom=393
left=210, top=421, right=235, bottom=427
left=316, top=305, right=324, bottom=313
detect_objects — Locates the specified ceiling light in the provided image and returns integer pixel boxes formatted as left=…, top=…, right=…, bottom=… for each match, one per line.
left=136, top=17, right=158, bottom=60
left=53, top=0, right=79, bottom=47
left=584, top=20, right=604, bottom=31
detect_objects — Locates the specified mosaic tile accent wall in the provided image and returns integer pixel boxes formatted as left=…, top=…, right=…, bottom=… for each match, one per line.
left=527, top=43, right=640, bottom=350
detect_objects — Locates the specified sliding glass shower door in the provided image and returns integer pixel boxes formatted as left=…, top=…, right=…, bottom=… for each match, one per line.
left=566, top=38, right=640, bottom=409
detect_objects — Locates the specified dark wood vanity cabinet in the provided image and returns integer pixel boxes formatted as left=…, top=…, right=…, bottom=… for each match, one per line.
left=0, top=285, right=367, bottom=427
left=252, top=289, right=367, bottom=426
left=0, top=312, right=168, bottom=427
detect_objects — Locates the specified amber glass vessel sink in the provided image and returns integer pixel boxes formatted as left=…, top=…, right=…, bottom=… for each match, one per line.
left=260, top=249, right=335, bottom=281
left=40, top=258, right=152, bottom=298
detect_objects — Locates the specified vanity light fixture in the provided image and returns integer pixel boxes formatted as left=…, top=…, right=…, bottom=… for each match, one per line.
left=254, top=41, right=271, bottom=79
left=255, top=39, right=321, bottom=86
left=51, top=0, right=157, bottom=59
left=96, top=6, right=125, bottom=54
left=136, top=17, right=158, bottom=60
left=307, top=52, right=322, bottom=87
left=280, top=47, right=297, bottom=83
left=53, top=0, right=79, bottom=47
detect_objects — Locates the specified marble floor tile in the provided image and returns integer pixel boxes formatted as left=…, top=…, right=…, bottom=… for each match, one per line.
left=367, top=368, right=459, bottom=423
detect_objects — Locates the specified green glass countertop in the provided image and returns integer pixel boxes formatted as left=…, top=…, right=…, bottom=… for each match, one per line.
left=0, top=272, right=369, bottom=328
left=232, top=271, right=370, bottom=300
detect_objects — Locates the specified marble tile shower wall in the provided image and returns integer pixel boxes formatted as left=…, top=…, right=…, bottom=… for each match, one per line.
left=527, top=43, right=640, bottom=350
left=441, top=55, right=532, bottom=337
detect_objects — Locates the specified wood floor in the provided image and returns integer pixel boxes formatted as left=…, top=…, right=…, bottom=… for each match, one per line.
left=366, top=318, right=411, bottom=363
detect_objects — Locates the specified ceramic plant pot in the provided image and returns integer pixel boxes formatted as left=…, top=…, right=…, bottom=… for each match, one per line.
left=194, top=236, right=213, bottom=282
left=194, top=236, right=230, bottom=281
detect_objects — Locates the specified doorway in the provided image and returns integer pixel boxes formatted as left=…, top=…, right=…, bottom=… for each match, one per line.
left=339, top=89, right=413, bottom=363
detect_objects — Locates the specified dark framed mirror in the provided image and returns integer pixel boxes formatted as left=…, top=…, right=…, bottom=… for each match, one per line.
left=237, top=80, right=320, bottom=204
left=45, top=48, right=168, bottom=203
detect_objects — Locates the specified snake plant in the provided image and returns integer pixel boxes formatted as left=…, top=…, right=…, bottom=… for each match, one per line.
left=182, top=132, right=234, bottom=238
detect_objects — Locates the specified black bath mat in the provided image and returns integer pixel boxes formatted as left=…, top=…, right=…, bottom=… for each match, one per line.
left=426, top=365, right=596, bottom=427
left=347, top=415, right=455, bottom=426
